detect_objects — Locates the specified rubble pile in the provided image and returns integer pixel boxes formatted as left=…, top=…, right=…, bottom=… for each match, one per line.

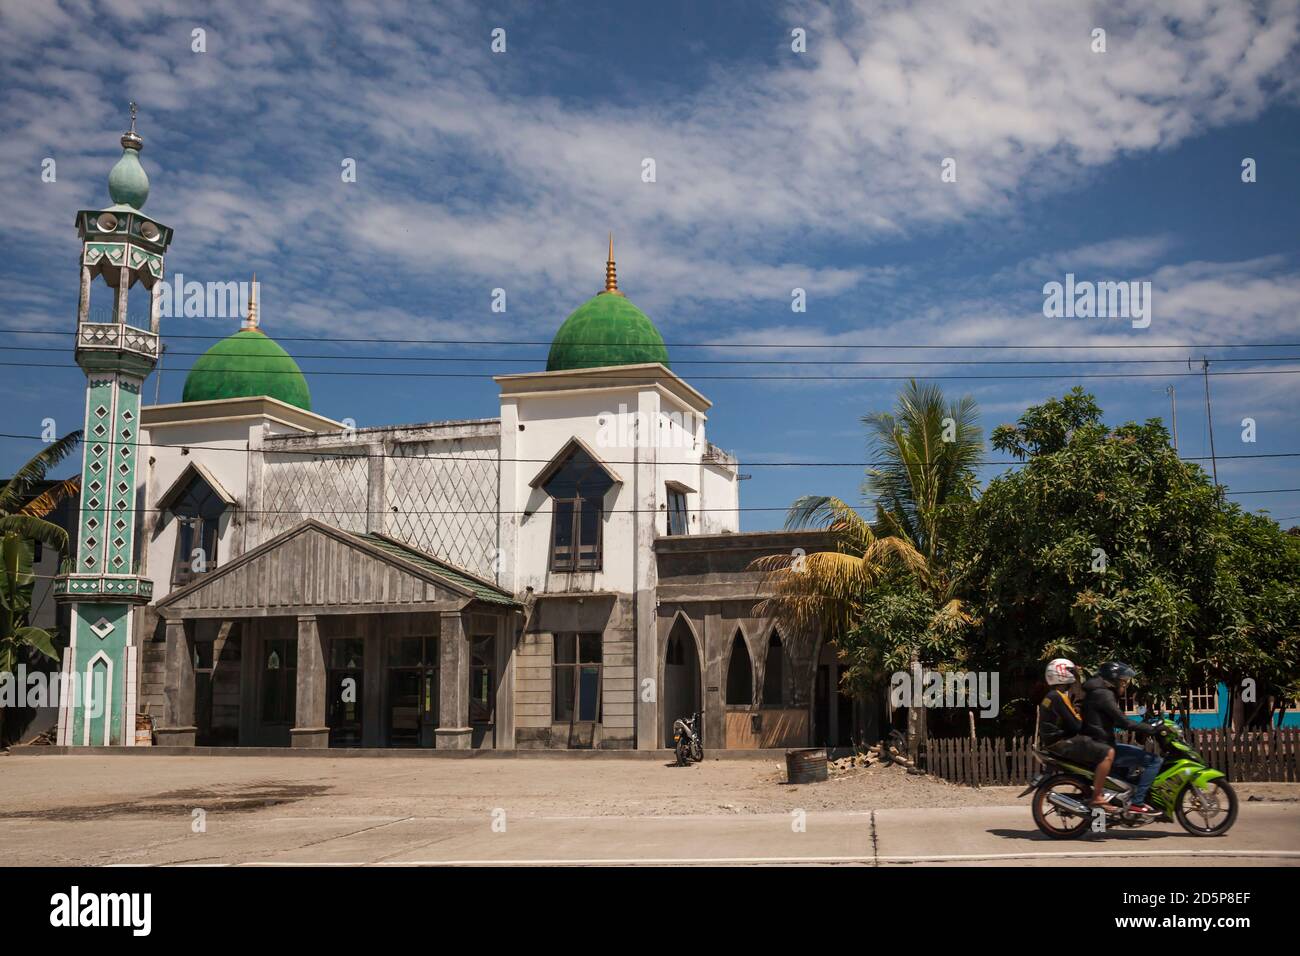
left=828, top=741, right=927, bottom=776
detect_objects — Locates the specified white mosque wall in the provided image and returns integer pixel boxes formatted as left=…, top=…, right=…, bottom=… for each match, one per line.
left=138, top=369, right=739, bottom=604
left=139, top=417, right=256, bottom=593
left=699, top=459, right=741, bottom=533
left=500, top=373, right=740, bottom=596
left=254, top=419, right=503, bottom=580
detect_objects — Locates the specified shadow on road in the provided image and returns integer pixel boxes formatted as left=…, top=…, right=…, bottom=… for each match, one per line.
left=988, top=827, right=1182, bottom=843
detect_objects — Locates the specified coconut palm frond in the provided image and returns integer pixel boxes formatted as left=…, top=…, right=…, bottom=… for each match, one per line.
left=931, top=597, right=974, bottom=634
left=0, top=431, right=81, bottom=514
left=19, top=476, right=79, bottom=518
left=0, top=515, right=69, bottom=551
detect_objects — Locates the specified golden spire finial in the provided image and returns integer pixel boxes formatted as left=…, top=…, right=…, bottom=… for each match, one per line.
left=243, top=273, right=261, bottom=331
left=601, top=232, right=624, bottom=296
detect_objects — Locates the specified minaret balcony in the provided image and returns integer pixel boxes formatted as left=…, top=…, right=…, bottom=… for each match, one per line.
left=55, top=572, right=154, bottom=605
left=76, top=322, right=160, bottom=375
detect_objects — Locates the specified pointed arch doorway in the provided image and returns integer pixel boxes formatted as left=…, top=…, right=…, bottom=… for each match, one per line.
left=662, top=616, right=702, bottom=747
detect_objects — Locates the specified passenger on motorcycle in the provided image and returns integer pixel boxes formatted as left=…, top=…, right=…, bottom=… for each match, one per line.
left=1037, top=658, right=1115, bottom=810
left=1082, top=662, right=1163, bottom=816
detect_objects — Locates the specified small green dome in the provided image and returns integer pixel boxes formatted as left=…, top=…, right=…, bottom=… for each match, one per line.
left=546, top=293, right=670, bottom=371
left=182, top=329, right=312, bottom=410
left=108, top=145, right=149, bottom=209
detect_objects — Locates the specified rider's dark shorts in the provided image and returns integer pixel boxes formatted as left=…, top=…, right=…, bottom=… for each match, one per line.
left=1046, top=735, right=1112, bottom=767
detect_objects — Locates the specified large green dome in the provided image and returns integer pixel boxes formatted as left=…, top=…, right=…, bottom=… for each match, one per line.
left=546, top=293, right=670, bottom=371
left=182, top=329, right=312, bottom=410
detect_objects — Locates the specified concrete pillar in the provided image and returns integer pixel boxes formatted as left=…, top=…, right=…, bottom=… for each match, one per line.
left=634, top=386, right=661, bottom=750
left=366, top=442, right=387, bottom=534
left=78, top=265, right=91, bottom=324
left=114, top=265, right=129, bottom=323
left=290, top=613, right=329, bottom=748
left=239, top=423, right=266, bottom=559
left=150, top=279, right=162, bottom=333
left=436, top=610, right=472, bottom=749
left=156, top=619, right=196, bottom=746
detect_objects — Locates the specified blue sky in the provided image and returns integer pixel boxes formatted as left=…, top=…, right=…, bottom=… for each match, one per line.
left=2, top=0, right=1299, bottom=529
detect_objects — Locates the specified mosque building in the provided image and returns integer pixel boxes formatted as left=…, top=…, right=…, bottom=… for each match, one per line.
left=54, top=117, right=869, bottom=752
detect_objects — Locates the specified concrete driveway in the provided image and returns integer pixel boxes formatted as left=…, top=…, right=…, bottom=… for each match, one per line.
left=2, top=754, right=1296, bottom=866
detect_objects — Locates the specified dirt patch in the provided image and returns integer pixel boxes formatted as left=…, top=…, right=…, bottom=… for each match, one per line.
left=0, top=782, right=329, bottom=822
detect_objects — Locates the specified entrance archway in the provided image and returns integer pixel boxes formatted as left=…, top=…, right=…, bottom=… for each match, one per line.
left=662, top=616, right=701, bottom=747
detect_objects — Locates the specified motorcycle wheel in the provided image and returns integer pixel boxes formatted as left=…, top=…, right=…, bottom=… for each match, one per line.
left=675, top=738, right=690, bottom=767
left=1174, top=779, right=1238, bottom=836
left=1031, top=775, right=1094, bottom=840
left=691, top=741, right=703, bottom=763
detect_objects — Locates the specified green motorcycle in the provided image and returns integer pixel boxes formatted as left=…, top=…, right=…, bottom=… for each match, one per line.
left=1022, top=713, right=1238, bottom=839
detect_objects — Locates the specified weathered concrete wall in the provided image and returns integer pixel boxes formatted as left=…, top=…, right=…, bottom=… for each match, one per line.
left=515, top=594, right=635, bottom=749
left=654, top=531, right=836, bottom=750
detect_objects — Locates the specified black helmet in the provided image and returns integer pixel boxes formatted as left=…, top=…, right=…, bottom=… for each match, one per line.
left=1098, top=661, right=1136, bottom=685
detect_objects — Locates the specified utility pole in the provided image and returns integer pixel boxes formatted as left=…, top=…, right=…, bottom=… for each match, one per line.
left=1166, top=384, right=1178, bottom=452
left=154, top=341, right=166, bottom=404
left=1193, top=357, right=1219, bottom=486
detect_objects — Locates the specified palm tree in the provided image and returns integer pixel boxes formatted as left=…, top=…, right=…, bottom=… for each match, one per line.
left=752, top=495, right=925, bottom=637
left=0, top=431, right=81, bottom=674
left=753, top=382, right=982, bottom=742
left=861, top=379, right=982, bottom=628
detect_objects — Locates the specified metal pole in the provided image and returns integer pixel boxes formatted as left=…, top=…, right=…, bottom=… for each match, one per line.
left=154, top=342, right=166, bottom=404
left=1166, top=384, right=1178, bottom=452
left=1201, top=357, right=1218, bottom=486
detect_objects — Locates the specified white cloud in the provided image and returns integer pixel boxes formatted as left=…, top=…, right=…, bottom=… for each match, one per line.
left=1, top=0, right=1297, bottom=339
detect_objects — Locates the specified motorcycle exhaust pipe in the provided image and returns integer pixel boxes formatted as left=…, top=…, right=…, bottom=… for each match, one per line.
left=1045, top=792, right=1090, bottom=817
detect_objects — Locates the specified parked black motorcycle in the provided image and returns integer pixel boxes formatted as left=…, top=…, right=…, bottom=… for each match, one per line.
left=673, top=711, right=703, bottom=766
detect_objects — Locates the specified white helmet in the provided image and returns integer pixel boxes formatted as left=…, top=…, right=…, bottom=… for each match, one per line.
left=1045, top=658, right=1077, bottom=686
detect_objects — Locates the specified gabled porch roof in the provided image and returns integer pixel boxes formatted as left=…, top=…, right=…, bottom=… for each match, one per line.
left=155, top=519, right=519, bottom=620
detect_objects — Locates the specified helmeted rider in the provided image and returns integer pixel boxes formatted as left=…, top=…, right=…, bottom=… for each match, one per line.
left=1082, top=662, right=1163, bottom=816
left=1038, top=658, right=1115, bottom=810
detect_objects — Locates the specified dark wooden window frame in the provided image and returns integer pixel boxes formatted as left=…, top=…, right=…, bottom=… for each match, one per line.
left=386, top=633, right=440, bottom=747
left=666, top=486, right=689, bottom=536
left=552, top=632, right=603, bottom=723
left=549, top=496, right=604, bottom=572
left=170, top=476, right=226, bottom=588
left=260, top=637, right=297, bottom=725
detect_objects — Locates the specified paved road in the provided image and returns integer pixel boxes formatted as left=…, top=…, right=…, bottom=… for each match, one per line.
left=2, top=754, right=1296, bottom=866
left=4, top=804, right=1297, bottom=867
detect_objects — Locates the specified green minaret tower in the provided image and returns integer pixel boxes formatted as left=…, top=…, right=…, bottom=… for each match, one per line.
left=55, top=104, right=174, bottom=746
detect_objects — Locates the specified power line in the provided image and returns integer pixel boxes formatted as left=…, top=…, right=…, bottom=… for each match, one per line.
left=39, top=491, right=1300, bottom=519
left=6, top=343, right=1300, bottom=366
left=6, top=360, right=1300, bottom=382
left=5, top=326, right=1300, bottom=350
left=1, top=431, right=1297, bottom=469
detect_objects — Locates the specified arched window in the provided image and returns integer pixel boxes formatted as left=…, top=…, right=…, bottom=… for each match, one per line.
left=763, top=631, right=786, bottom=707
left=725, top=631, right=753, bottom=706
left=167, top=471, right=227, bottom=586
left=536, top=440, right=616, bottom=571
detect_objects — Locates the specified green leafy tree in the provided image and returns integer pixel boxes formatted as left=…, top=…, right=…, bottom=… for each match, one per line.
left=960, top=389, right=1299, bottom=728
left=1204, top=508, right=1300, bottom=727
left=0, top=431, right=80, bottom=675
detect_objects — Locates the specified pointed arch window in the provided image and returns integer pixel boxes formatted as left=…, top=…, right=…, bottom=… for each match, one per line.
left=725, top=631, right=753, bottom=706
left=533, top=439, right=618, bottom=572
left=160, top=465, right=232, bottom=587
left=762, top=630, right=788, bottom=707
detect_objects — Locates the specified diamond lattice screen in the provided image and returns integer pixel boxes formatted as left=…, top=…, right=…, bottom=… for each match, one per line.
left=386, top=438, right=498, bottom=577
left=259, top=453, right=370, bottom=544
